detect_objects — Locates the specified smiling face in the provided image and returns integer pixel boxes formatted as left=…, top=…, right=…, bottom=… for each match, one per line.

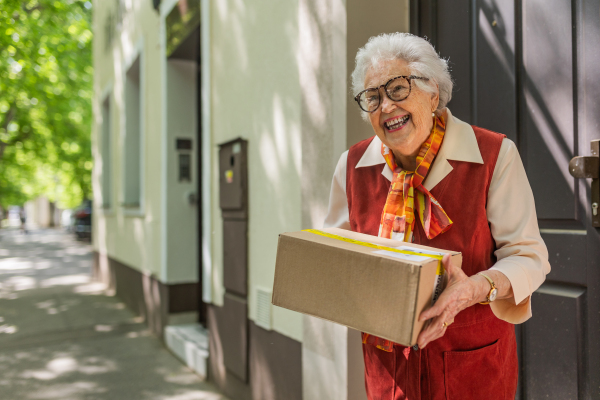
left=364, top=58, right=440, bottom=167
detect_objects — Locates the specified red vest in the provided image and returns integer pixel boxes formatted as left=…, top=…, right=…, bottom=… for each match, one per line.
left=347, top=127, right=518, bottom=400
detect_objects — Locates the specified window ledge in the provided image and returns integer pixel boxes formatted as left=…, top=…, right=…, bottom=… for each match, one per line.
left=122, top=207, right=145, bottom=218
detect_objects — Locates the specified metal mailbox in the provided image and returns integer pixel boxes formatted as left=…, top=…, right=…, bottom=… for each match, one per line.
left=219, top=138, right=248, bottom=215
left=218, top=137, right=249, bottom=382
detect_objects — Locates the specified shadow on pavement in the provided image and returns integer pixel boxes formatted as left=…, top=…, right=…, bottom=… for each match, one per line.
left=0, top=228, right=228, bottom=400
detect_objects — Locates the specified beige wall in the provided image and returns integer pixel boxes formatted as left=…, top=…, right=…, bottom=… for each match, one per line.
left=298, top=0, right=349, bottom=397
left=92, top=0, right=163, bottom=278
left=209, top=0, right=303, bottom=341
left=300, top=1, right=410, bottom=399
left=93, top=0, right=201, bottom=285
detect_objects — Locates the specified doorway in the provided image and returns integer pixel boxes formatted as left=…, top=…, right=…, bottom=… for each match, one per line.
left=166, top=6, right=205, bottom=323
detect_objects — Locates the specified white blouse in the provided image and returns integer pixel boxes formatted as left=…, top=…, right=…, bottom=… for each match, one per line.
left=324, top=109, right=551, bottom=324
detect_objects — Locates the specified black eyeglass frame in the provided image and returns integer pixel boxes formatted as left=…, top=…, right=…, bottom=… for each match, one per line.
left=354, top=75, right=430, bottom=113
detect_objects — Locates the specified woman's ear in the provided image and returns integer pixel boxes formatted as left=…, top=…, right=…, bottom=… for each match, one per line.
left=431, top=83, right=440, bottom=111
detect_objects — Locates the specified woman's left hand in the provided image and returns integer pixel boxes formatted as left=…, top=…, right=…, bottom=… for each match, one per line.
left=416, top=253, right=485, bottom=349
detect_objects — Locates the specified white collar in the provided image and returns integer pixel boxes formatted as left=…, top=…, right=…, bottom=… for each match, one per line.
left=355, top=108, right=484, bottom=190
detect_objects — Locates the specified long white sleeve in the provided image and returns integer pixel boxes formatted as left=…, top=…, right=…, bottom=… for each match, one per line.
left=487, top=139, right=551, bottom=323
left=323, top=151, right=351, bottom=230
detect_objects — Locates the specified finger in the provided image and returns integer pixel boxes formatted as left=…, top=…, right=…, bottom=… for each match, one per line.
left=418, top=314, right=443, bottom=345
left=422, top=308, right=455, bottom=342
left=419, top=287, right=454, bottom=321
left=443, top=253, right=460, bottom=279
left=419, top=299, right=445, bottom=321
left=418, top=310, right=453, bottom=348
left=416, top=323, right=431, bottom=348
left=442, top=253, right=452, bottom=270
left=417, top=320, right=443, bottom=348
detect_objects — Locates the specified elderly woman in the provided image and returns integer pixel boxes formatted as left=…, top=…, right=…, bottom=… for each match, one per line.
left=324, top=33, right=550, bottom=399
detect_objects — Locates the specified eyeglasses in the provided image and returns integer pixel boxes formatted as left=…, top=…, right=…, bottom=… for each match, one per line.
left=354, top=75, right=430, bottom=113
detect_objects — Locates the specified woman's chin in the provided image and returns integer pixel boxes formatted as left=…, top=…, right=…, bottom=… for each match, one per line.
left=384, top=127, right=413, bottom=148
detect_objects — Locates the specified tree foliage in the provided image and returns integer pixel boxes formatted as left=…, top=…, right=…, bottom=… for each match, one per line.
left=0, top=0, right=93, bottom=209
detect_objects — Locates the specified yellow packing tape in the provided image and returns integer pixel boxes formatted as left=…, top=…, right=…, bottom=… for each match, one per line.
left=302, top=229, right=445, bottom=275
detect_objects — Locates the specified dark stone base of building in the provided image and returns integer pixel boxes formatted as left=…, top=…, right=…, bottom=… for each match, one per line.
left=92, top=252, right=302, bottom=399
left=208, top=304, right=302, bottom=400
left=92, top=251, right=198, bottom=337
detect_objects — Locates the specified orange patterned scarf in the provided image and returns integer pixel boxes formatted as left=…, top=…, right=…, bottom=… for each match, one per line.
left=363, top=114, right=453, bottom=352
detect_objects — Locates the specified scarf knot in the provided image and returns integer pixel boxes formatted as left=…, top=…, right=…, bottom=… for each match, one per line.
left=378, top=115, right=452, bottom=242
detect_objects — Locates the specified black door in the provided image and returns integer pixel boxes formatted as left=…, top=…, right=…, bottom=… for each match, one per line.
left=411, top=1, right=600, bottom=398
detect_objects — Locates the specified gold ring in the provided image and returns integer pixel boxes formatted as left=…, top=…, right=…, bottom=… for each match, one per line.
left=442, top=321, right=453, bottom=329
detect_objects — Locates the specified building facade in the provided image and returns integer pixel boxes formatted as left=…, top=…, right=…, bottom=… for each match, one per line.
left=92, top=0, right=411, bottom=399
left=92, top=0, right=600, bottom=399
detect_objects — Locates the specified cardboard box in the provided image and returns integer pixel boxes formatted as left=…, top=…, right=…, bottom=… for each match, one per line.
left=272, top=227, right=462, bottom=346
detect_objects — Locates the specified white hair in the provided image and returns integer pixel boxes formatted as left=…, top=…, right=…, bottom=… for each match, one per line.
left=351, top=33, right=453, bottom=119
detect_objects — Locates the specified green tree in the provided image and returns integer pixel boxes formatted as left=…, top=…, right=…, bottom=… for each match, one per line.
left=0, top=0, right=93, bottom=211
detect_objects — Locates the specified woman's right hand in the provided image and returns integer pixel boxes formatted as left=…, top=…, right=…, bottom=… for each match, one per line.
left=416, top=254, right=487, bottom=348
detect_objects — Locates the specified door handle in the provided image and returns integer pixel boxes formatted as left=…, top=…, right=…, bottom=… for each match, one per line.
left=569, top=140, right=600, bottom=227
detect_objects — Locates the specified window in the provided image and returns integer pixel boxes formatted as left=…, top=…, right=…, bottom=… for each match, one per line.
left=124, top=55, right=142, bottom=208
left=101, top=95, right=112, bottom=208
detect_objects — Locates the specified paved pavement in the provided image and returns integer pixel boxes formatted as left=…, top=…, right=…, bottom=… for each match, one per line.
left=0, top=228, right=228, bottom=400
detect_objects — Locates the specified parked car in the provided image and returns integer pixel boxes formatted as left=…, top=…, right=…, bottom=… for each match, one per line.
left=73, top=199, right=92, bottom=240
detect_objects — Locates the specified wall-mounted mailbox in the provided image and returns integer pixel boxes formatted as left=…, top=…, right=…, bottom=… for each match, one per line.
left=218, top=137, right=249, bottom=382
left=219, top=139, right=248, bottom=216
left=219, top=138, right=248, bottom=296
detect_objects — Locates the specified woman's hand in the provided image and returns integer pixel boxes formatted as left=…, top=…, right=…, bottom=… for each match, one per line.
left=416, top=253, right=490, bottom=349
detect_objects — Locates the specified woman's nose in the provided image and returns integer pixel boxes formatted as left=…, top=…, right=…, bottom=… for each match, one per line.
left=380, top=93, right=397, bottom=114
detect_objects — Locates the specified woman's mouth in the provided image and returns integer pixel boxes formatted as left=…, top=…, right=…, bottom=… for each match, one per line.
left=384, top=115, right=410, bottom=132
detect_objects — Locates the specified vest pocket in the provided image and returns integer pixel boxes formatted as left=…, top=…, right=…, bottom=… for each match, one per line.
left=443, top=339, right=505, bottom=400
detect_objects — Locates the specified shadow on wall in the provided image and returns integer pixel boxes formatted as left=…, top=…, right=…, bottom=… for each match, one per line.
left=298, top=0, right=347, bottom=229
left=210, top=1, right=309, bottom=400
left=213, top=0, right=302, bottom=226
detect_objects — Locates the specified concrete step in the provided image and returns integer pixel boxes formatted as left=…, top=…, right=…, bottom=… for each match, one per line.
left=165, top=323, right=209, bottom=379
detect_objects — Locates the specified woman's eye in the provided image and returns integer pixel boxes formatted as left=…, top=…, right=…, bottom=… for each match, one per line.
left=367, top=95, right=379, bottom=104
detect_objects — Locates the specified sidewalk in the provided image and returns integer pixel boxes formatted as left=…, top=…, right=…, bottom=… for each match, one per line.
left=0, top=228, right=228, bottom=400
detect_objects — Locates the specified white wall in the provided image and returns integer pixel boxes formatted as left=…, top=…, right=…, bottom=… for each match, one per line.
left=92, top=0, right=163, bottom=278
left=209, top=1, right=410, bottom=393
left=298, top=0, right=349, bottom=397
left=300, top=1, right=410, bottom=399
left=91, top=5, right=411, bottom=400
left=210, top=0, right=303, bottom=342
